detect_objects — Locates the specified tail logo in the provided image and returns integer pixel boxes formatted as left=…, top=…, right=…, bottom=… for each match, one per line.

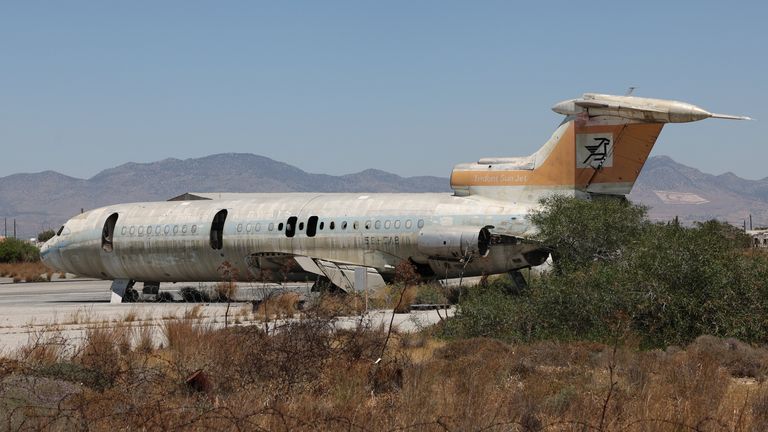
left=576, top=133, right=613, bottom=168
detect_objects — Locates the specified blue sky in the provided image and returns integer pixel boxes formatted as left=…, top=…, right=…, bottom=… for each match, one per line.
left=1, top=1, right=765, bottom=180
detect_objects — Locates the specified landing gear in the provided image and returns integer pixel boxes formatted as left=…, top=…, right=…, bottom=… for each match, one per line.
left=110, top=279, right=136, bottom=304
left=124, top=287, right=140, bottom=302
left=506, top=270, right=528, bottom=295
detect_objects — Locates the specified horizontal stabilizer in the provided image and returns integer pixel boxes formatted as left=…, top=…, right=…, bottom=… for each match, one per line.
left=552, top=93, right=751, bottom=124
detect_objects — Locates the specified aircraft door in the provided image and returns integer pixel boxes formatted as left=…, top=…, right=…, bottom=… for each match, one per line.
left=101, top=213, right=119, bottom=252
left=210, top=209, right=228, bottom=250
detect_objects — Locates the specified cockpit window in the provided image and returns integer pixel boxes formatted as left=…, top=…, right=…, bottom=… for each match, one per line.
left=56, top=225, right=65, bottom=236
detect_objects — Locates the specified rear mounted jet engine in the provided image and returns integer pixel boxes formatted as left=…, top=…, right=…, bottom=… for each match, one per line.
left=417, top=226, right=492, bottom=260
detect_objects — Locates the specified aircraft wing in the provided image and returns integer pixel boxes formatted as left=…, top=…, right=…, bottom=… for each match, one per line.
left=293, top=256, right=386, bottom=292
left=246, top=252, right=386, bottom=292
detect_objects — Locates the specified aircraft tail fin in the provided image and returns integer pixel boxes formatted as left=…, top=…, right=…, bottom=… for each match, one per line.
left=450, top=93, right=748, bottom=202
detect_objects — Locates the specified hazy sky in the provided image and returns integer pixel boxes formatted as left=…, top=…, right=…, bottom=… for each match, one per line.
left=1, top=1, right=765, bottom=180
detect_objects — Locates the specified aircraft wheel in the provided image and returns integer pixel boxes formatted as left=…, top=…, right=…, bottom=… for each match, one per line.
left=123, top=287, right=140, bottom=302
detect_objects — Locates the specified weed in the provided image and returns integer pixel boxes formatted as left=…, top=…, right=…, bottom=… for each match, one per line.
left=3, top=319, right=768, bottom=430
left=183, top=304, right=204, bottom=320
left=123, top=309, right=139, bottom=323
left=254, top=292, right=300, bottom=320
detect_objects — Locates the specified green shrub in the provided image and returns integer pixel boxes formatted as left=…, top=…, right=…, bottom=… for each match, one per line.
left=445, top=196, right=768, bottom=348
left=37, top=229, right=55, bottom=243
left=0, top=238, right=40, bottom=263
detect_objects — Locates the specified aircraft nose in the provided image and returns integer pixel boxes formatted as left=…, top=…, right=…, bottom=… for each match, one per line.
left=40, top=238, right=62, bottom=271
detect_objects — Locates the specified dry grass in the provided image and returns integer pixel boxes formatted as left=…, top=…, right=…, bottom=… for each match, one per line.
left=393, top=286, right=417, bottom=313
left=213, top=280, right=238, bottom=301
left=133, top=324, right=154, bottom=354
left=254, top=292, right=301, bottom=320
left=183, top=304, right=204, bottom=320
left=122, top=308, right=139, bottom=323
left=309, top=292, right=368, bottom=317
left=4, top=319, right=768, bottom=431
left=0, top=262, right=53, bottom=282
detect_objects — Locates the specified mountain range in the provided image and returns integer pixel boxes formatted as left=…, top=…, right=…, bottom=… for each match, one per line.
left=0, top=153, right=765, bottom=239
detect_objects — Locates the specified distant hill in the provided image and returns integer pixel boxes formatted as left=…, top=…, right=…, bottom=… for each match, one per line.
left=1, top=153, right=766, bottom=238
left=0, top=153, right=450, bottom=238
left=629, top=156, right=768, bottom=228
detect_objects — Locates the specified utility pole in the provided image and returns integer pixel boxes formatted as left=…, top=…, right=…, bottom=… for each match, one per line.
left=3, top=218, right=6, bottom=237
left=750, top=214, right=753, bottom=231
left=13, top=219, right=16, bottom=239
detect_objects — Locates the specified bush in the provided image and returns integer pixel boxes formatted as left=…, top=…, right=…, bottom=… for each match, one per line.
left=0, top=238, right=40, bottom=263
left=528, top=195, right=647, bottom=271
left=37, top=229, right=55, bottom=243
left=445, top=196, right=768, bottom=348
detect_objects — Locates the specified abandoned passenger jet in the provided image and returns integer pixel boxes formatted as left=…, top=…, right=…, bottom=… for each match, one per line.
left=40, top=93, right=749, bottom=302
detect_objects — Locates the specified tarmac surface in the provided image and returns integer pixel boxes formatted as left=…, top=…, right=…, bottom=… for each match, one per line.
left=0, top=276, right=452, bottom=353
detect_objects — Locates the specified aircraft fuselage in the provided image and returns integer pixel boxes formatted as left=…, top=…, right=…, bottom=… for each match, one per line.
left=41, top=192, right=544, bottom=285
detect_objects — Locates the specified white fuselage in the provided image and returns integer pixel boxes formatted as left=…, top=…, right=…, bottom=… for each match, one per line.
left=40, top=192, right=544, bottom=284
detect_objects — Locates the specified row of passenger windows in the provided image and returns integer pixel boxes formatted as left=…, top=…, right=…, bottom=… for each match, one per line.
left=238, top=218, right=425, bottom=233
left=121, top=224, right=199, bottom=236
left=118, top=218, right=425, bottom=237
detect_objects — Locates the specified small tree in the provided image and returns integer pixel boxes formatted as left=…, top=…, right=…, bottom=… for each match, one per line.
left=528, top=195, right=648, bottom=270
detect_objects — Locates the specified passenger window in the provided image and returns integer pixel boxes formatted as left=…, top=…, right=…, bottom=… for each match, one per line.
left=278, top=223, right=284, bottom=231
left=129, top=226, right=135, bottom=235
left=173, top=225, right=179, bottom=234
left=330, top=221, right=336, bottom=230
left=182, top=225, right=188, bottom=234
left=307, top=216, right=319, bottom=237
left=319, top=221, right=325, bottom=230
left=375, top=220, right=381, bottom=229
left=147, top=225, right=152, bottom=235
left=164, top=225, right=170, bottom=234
left=246, top=224, right=252, bottom=233
left=341, top=221, right=348, bottom=230
left=353, top=221, right=359, bottom=230
left=121, top=227, right=127, bottom=235
left=138, top=226, right=144, bottom=235
left=190, top=225, right=196, bottom=234
left=394, top=220, right=401, bottom=229
left=268, top=223, right=274, bottom=231
left=418, top=219, right=425, bottom=228
left=405, top=220, right=413, bottom=229
left=237, top=224, right=243, bottom=233
left=384, top=220, right=391, bottom=229
left=255, top=223, right=261, bottom=232
left=285, top=216, right=297, bottom=237
left=365, top=220, right=371, bottom=229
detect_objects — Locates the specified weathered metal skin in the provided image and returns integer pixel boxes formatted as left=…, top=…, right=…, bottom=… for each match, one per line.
left=40, top=92, right=748, bottom=294
left=41, top=193, right=542, bottom=284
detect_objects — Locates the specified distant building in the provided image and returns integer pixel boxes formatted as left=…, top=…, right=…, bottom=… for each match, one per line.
left=747, top=230, right=768, bottom=248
